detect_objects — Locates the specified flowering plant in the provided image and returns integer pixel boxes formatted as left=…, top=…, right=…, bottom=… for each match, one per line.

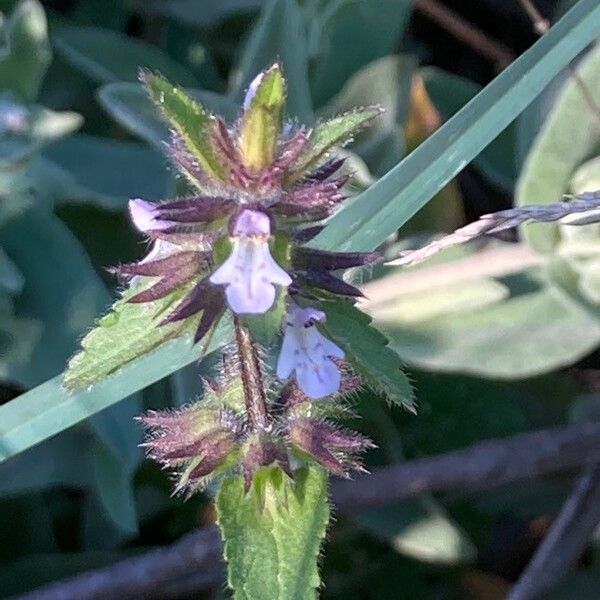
left=62, top=63, right=414, bottom=594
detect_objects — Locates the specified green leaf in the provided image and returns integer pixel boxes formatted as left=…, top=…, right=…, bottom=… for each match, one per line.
left=217, top=465, right=329, bottom=600
left=378, top=267, right=600, bottom=379
left=309, top=0, right=412, bottom=107
left=0, top=246, right=24, bottom=294
left=0, top=205, right=109, bottom=387
left=232, top=0, right=313, bottom=122
left=3, top=0, right=600, bottom=470
left=516, top=41, right=600, bottom=253
left=286, top=106, right=382, bottom=183
left=239, top=63, right=285, bottom=171
left=316, top=297, right=415, bottom=411
left=64, top=283, right=201, bottom=389
left=53, top=26, right=198, bottom=85
left=0, top=0, right=51, bottom=101
left=313, top=0, right=600, bottom=252
left=322, top=55, right=413, bottom=176
left=142, top=72, right=225, bottom=180
left=357, top=498, right=477, bottom=566
left=0, top=102, right=82, bottom=167
left=97, top=81, right=238, bottom=149
left=43, top=134, right=172, bottom=210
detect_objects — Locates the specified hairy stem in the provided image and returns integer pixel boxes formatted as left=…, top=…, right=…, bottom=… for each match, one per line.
left=234, top=316, right=270, bottom=429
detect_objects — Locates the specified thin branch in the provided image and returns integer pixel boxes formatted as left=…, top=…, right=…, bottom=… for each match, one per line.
left=517, top=0, right=550, bottom=35
left=506, top=463, right=600, bottom=600
left=414, top=0, right=515, bottom=68
left=387, top=191, right=600, bottom=266
left=13, top=421, right=600, bottom=600
left=234, top=316, right=270, bottom=429
left=516, top=0, right=600, bottom=126
left=12, top=527, right=223, bottom=600
left=332, top=420, right=600, bottom=512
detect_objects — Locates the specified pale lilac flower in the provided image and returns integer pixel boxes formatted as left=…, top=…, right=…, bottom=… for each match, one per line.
left=128, top=198, right=175, bottom=233
left=276, top=305, right=345, bottom=399
left=210, top=209, right=291, bottom=314
left=127, top=199, right=179, bottom=270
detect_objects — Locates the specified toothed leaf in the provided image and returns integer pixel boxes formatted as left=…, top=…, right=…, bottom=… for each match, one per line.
left=286, top=107, right=381, bottom=184
left=239, top=64, right=286, bottom=172
left=217, top=465, right=329, bottom=600
left=64, top=282, right=201, bottom=389
left=316, top=298, right=415, bottom=411
left=141, top=71, right=225, bottom=180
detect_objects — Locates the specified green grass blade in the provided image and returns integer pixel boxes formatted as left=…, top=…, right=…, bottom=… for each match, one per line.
left=313, top=0, right=600, bottom=252
left=0, top=320, right=231, bottom=462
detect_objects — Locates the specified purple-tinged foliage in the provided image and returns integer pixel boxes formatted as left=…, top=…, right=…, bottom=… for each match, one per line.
left=288, top=418, right=375, bottom=477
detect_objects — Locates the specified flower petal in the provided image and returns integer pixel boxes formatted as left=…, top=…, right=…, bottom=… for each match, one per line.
left=276, top=327, right=299, bottom=379
left=226, top=276, right=276, bottom=314
left=210, top=239, right=290, bottom=314
left=128, top=199, right=170, bottom=233
left=296, top=358, right=341, bottom=399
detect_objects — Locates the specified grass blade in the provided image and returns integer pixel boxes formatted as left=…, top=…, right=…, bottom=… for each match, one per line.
left=313, top=0, right=600, bottom=252
left=0, top=321, right=231, bottom=462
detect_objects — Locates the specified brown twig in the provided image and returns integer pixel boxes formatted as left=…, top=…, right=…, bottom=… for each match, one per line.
left=414, top=0, right=515, bottom=69
left=516, top=0, right=600, bottom=126
left=517, top=0, right=550, bottom=35
left=332, top=420, right=600, bottom=512
left=234, top=316, right=270, bottom=429
left=506, top=463, right=600, bottom=600
left=12, top=421, right=600, bottom=600
left=11, top=527, right=223, bottom=600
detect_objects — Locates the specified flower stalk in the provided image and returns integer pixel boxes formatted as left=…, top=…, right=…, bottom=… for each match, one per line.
left=233, top=315, right=270, bottom=430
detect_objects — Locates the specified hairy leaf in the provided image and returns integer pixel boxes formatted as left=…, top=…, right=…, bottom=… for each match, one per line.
left=64, top=282, right=201, bottom=389
left=239, top=64, right=285, bottom=171
left=286, top=107, right=382, bottom=184
left=98, top=81, right=238, bottom=149
left=141, top=72, right=225, bottom=180
left=316, top=298, right=415, bottom=411
left=217, top=465, right=329, bottom=600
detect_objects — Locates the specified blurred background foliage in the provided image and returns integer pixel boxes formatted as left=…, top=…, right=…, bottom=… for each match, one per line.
left=0, top=0, right=599, bottom=597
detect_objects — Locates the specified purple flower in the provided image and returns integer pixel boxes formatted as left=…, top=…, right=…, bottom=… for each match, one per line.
left=276, top=304, right=344, bottom=399
left=128, top=198, right=175, bottom=233
left=210, top=209, right=291, bottom=314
